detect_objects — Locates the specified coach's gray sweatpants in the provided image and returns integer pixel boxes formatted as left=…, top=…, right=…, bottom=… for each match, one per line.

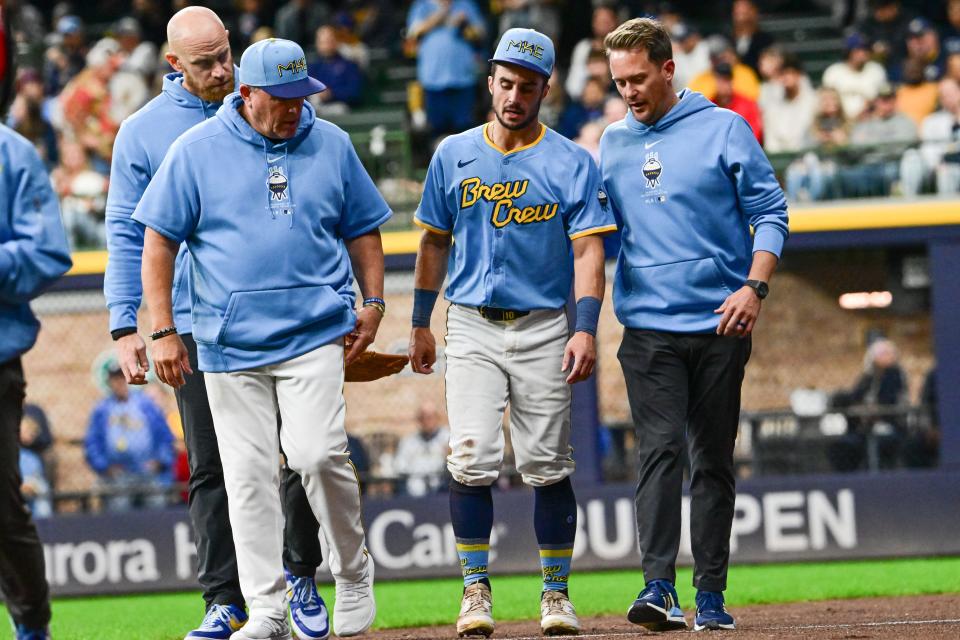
left=205, top=343, right=367, bottom=619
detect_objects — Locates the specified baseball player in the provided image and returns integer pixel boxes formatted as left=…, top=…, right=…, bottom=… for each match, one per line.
left=600, top=18, right=788, bottom=632
left=0, top=123, right=72, bottom=640
left=135, top=38, right=387, bottom=640
left=104, top=9, right=332, bottom=640
left=408, top=28, right=616, bottom=638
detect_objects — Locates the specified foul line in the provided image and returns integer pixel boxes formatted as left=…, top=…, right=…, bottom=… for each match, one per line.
left=478, top=618, right=960, bottom=640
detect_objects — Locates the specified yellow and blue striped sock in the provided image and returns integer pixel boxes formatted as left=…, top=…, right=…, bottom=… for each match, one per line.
left=456, top=538, right=490, bottom=587
left=539, top=545, right=573, bottom=592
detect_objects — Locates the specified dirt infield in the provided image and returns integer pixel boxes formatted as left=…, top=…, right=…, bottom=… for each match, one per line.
left=368, top=594, right=960, bottom=639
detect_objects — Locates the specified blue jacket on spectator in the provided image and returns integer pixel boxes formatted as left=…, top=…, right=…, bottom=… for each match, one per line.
left=84, top=392, right=174, bottom=478
left=0, top=125, right=72, bottom=364
left=407, top=0, right=484, bottom=91
left=308, top=55, right=363, bottom=105
left=104, top=71, right=230, bottom=335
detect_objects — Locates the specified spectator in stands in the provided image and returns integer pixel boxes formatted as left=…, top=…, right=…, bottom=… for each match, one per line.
left=756, top=45, right=784, bottom=106
left=688, top=35, right=760, bottom=102
left=112, top=17, right=157, bottom=80
left=944, top=0, right=960, bottom=58
left=406, top=0, right=485, bottom=137
left=670, top=22, right=710, bottom=91
left=275, top=0, right=330, bottom=46
left=566, top=4, right=619, bottom=100
left=59, top=37, right=125, bottom=171
left=496, top=0, right=560, bottom=45
left=350, top=0, right=404, bottom=53
left=711, top=62, right=762, bottom=143
left=308, top=24, right=364, bottom=112
left=330, top=12, right=370, bottom=69
left=575, top=119, right=603, bottom=163
left=132, top=0, right=168, bottom=46
left=232, top=0, right=270, bottom=50
left=897, top=58, right=939, bottom=128
left=602, top=94, right=627, bottom=126
left=840, top=85, right=917, bottom=197
left=760, top=55, right=817, bottom=154
left=856, top=0, right=912, bottom=78
left=51, top=140, right=109, bottom=249
left=44, top=14, right=87, bottom=96
left=729, top=0, right=775, bottom=74
left=7, top=70, right=58, bottom=167
left=829, top=338, right=908, bottom=471
left=902, top=367, right=939, bottom=468
left=19, top=413, right=53, bottom=519
left=946, top=52, right=960, bottom=85
left=539, top=68, right=566, bottom=130
left=558, top=76, right=606, bottom=140
left=900, top=17, right=943, bottom=85
left=784, top=87, right=849, bottom=201
left=84, top=364, right=174, bottom=511
left=393, top=401, right=449, bottom=497
left=822, top=32, right=888, bottom=120
left=900, top=78, right=960, bottom=196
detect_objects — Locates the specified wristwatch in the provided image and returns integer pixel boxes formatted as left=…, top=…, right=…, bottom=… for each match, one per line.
left=744, top=279, right=769, bottom=300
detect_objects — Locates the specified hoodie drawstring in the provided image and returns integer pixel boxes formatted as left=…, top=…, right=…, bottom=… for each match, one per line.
left=264, top=141, right=295, bottom=229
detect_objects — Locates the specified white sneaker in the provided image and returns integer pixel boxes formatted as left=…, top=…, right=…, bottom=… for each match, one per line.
left=456, top=582, right=494, bottom=638
left=229, top=615, right=292, bottom=640
left=333, top=553, right=376, bottom=636
left=540, top=590, right=581, bottom=636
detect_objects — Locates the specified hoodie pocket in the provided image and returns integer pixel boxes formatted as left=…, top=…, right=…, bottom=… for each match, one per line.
left=627, top=257, right=732, bottom=312
left=217, top=285, right=349, bottom=349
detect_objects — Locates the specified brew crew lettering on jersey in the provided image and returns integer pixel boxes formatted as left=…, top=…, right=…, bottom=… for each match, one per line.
left=414, top=122, right=617, bottom=311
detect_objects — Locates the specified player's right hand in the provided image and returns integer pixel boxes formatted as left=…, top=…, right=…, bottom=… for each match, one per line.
left=152, top=333, right=192, bottom=389
left=409, top=327, right=437, bottom=374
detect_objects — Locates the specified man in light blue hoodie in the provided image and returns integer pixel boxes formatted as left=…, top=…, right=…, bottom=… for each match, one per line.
left=0, top=123, right=72, bottom=640
left=137, top=38, right=390, bottom=640
left=105, top=9, right=330, bottom=640
left=600, top=18, right=789, bottom=633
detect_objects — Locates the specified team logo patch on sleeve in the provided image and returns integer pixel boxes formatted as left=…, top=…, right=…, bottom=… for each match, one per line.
left=642, top=152, right=662, bottom=189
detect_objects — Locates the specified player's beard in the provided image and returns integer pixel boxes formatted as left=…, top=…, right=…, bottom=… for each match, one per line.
left=495, top=97, right=542, bottom=132
left=186, top=70, right=235, bottom=103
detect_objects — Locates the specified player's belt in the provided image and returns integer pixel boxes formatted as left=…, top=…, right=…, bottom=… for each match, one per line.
left=476, top=306, right=530, bottom=322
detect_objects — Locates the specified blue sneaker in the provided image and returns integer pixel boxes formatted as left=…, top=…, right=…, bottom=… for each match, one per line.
left=286, top=570, right=330, bottom=640
left=14, top=624, right=50, bottom=640
left=184, top=603, right=248, bottom=640
left=694, top=591, right=735, bottom=631
left=627, top=579, right=687, bottom=631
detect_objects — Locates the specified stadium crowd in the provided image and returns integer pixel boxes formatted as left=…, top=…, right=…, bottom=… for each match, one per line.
left=4, top=0, right=960, bottom=251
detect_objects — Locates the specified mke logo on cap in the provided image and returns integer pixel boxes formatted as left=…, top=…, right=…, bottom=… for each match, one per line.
left=277, top=57, right=307, bottom=77
left=506, top=40, right=544, bottom=60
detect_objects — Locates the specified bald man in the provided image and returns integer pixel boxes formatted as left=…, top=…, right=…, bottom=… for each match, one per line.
left=104, top=9, right=331, bottom=640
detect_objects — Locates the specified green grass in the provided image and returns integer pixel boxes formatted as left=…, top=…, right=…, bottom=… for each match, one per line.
left=4, top=557, right=959, bottom=639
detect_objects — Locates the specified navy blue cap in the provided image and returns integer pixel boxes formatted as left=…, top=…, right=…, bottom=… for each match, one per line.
left=907, top=17, right=933, bottom=37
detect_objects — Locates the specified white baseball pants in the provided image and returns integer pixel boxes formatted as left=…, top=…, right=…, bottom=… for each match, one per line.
left=204, top=343, right=367, bottom=619
left=444, top=304, right=575, bottom=487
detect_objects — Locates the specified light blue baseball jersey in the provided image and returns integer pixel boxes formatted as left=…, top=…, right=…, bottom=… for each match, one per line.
left=414, top=123, right=617, bottom=311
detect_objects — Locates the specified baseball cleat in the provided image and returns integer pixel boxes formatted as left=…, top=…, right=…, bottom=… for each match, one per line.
left=540, top=590, right=581, bottom=636
left=457, top=581, right=495, bottom=637
left=285, top=570, right=330, bottom=640
left=627, top=579, right=688, bottom=631
left=184, top=603, right=248, bottom=639
left=333, top=553, right=376, bottom=636
left=227, top=614, right=291, bottom=640
left=694, top=591, right=736, bottom=631
left=13, top=624, right=50, bottom=640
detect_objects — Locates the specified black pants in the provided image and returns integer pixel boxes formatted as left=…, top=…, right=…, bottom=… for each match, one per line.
left=0, top=358, right=50, bottom=628
left=618, top=329, right=750, bottom=592
left=176, top=334, right=322, bottom=609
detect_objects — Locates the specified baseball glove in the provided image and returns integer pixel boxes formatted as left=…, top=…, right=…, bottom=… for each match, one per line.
left=345, top=351, right=409, bottom=382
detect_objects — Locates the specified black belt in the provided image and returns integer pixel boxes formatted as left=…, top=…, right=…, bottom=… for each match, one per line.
left=476, top=306, right=529, bottom=321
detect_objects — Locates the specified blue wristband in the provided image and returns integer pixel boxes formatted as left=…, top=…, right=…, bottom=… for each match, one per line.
left=574, top=296, right=601, bottom=336
left=412, top=288, right=439, bottom=328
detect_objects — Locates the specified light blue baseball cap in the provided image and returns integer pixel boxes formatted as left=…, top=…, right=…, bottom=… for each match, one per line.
left=489, top=28, right=555, bottom=79
left=239, top=38, right=326, bottom=99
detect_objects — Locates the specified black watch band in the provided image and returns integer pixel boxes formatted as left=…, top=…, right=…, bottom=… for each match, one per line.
left=111, top=327, right=138, bottom=341
left=744, top=279, right=769, bottom=300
